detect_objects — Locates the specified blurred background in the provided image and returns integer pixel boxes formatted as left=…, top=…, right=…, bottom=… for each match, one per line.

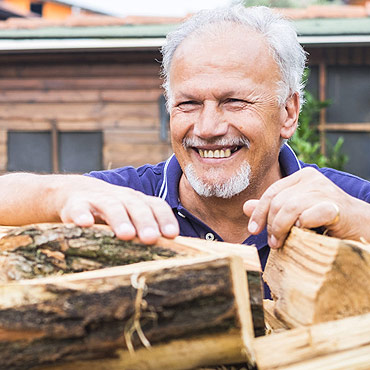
left=0, top=0, right=369, bottom=179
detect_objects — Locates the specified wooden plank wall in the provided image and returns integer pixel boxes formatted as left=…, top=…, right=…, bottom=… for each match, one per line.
left=0, top=50, right=172, bottom=172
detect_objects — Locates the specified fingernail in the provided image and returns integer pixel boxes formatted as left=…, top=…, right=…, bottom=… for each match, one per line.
left=74, top=213, right=93, bottom=225
left=163, top=224, right=178, bottom=236
left=269, top=235, right=278, bottom=249
left=248, top=221, right=258, bottom=233
left=116, top=223, right=135, bottom=236
left=141, top=227, right=159, bottom=240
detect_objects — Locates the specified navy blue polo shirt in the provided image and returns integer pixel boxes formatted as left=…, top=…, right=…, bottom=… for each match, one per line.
left=88, top=144, right=370, bottom=298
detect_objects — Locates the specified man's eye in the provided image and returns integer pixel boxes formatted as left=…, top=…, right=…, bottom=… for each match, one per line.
left=226, top=98, right=247, bottom=104
left=178, top=101, right=197, bottom=106
left=176, top=101, right=199, bottom=111
left=224, top=99, right=252, bottom=109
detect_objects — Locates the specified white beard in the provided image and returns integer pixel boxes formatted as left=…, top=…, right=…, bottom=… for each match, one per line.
left=184, top=160, right=251, bottom=199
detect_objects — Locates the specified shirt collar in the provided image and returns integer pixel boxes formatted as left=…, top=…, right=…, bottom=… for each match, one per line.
left=160, top=143, right=302, bottom=207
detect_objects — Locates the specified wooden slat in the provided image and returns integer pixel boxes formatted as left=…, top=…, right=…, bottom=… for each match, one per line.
left=0, top=118, right=160, bottom=131
left=320, top=122, right=370, bottom=132
left=323, top=48, right=336, bottom=65
left=103, top=142, right=173, bottom=168
left=318, top=62, right=326, bottom=155
left=0, top=51, right=161, bottom=65
left=351, top=47, right=365, bottom=65
left=0, top=89, right=163, bottom=104
left=0, top=102, right=159, bottom=121
left=104, top=129, right=162, bottom=145
left=0, top=64, right=160, bottom=78
left=0, top=129, right=7, bottom=172
left=337, top=47, right=351, bottom=66
left=0, top=77, right=161, bottom=90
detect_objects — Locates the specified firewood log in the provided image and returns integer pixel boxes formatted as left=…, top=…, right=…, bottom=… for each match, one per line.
left=263, top=227, right=370, bottom=328
left=254, top=311, right=370, bottom=370
left=0, top=255, right=256, bottom=370
left=0, top=223, right=265, bottom=369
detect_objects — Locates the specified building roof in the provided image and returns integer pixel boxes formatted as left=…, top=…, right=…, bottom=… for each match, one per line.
left=0, top=4, right=369, bottom=52
left=50, top=0, right=114, bottom=16
left=0, top=2, right=38, bottom=20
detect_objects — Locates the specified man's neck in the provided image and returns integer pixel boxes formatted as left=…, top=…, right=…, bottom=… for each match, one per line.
left=178, top=164, right=283, bottom=244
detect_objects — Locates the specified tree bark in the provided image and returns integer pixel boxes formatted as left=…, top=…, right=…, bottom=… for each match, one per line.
left=263, top=227, right=370, bottom=328
left=0, top=255, right=256, bottom=370
left=0, top=223, right=265, bottom=369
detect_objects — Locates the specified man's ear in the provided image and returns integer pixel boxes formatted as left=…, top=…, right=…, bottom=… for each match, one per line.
left=280, top=92, right=300, bottom=140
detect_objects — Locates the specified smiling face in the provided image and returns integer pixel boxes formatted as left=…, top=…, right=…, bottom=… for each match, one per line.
left=169, top=23, right=298, bottom=199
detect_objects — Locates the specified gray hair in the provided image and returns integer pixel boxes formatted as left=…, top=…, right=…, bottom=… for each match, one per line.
left=161, top=4, right=307, bottom=110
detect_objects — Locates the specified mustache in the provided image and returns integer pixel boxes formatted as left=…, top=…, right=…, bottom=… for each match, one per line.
left=182, top=136, right=250, bottom=149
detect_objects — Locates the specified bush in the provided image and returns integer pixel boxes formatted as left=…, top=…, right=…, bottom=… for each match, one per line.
left=289, top=90, right=348, bottom=170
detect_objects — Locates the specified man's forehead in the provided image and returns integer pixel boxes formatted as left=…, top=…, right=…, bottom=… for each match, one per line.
left=173, top=22, right=266, bottom=57
left=169, top=23, right=280, bottom=89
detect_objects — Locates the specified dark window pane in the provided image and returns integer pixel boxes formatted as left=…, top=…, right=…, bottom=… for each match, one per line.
left=59, top=132, right=102, bottom=173
left=7, top=131, right=52, bottom=173
left=326, top=66, right=370, bottom=123
left=327, top=132, right=370, bottom=181
left=305, top=66, right=319, bottom=99
left=30, top=3, right=43, bottom=15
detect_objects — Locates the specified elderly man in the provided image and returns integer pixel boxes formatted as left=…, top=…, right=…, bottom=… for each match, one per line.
left=0, top=6, right=369, bottom=295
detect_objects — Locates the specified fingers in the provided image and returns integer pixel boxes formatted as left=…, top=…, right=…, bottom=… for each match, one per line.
left=146, top=196, right=179, bottom=238
left=245, top=168, right=346, bottom=249
left=60, top=187, right=179, bottom=244
left=60, top=200, right=95, bottom=227
left=296, top=201, right=340, bottom=229
left=247, top=173, right=301, bottom=235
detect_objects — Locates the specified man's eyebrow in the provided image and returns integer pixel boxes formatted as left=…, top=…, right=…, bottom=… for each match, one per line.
left=173, top=92, right=198, bottom=101
left=173, top=90, right=254, bottom=100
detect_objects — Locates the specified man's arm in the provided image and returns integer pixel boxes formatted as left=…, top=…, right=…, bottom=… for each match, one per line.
left=244, top=167, right=370, bottom=248
left=0, top=173, right=179, bottom=244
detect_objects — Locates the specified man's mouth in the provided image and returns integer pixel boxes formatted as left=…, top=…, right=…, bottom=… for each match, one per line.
left=197, top=146, right=241, bottom=158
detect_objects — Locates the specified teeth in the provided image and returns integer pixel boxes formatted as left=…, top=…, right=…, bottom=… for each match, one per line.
left=199, top=148, right=233, bottom=158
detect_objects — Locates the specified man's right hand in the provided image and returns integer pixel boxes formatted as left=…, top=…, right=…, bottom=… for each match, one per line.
left=0, top=173, right=179, bottom=244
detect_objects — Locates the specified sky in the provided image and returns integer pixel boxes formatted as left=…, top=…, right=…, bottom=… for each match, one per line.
left=64, top=0, right=235, bottom=17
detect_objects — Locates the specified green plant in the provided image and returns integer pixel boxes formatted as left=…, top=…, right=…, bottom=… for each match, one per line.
left=289, top=90, right=348, bottom=170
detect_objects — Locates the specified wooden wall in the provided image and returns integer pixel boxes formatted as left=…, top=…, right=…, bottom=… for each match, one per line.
left=0, top=45, right=368, bottom=176
left=0, top=50, right=172, bottom=173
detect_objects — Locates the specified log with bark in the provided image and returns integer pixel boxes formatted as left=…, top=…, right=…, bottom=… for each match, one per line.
left=0, top=223, right=265, bottom=337
left=263, top=227, right=370, bottom=328
left=0, top=223, right=265, bottom=370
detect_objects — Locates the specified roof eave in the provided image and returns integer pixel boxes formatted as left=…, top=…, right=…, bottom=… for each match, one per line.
left=0, top=35, right=369, bottom=53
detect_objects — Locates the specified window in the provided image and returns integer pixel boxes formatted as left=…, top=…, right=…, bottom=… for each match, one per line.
left=304, top=64, right=370, bottom=180
left=30, top=2, right=43, bottom=16
left=7, top=131, right=102, bottom=174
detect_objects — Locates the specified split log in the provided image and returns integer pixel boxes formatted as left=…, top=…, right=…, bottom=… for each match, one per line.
left=263, top=299, right=289, bottom=334
left=0, top=255, right=256, bottom=370
left=254, top=311, right=370, bottom=370
left=263, top=227, right=370, bottom=328
left=0, top=223, right=265, bottom=337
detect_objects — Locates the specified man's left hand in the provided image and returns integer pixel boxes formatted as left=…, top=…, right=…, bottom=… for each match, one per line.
left=244, top=167, right=370, bottom=248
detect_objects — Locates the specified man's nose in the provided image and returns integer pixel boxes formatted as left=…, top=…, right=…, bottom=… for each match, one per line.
left=193, top=103, right=228, bottom=139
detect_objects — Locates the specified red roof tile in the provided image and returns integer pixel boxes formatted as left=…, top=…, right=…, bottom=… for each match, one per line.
left=0, top=3, right=368, bottom=30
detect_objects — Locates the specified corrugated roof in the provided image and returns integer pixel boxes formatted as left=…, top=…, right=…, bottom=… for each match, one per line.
left=0, top=17, right=369, bottom=39
left=0, top=24, right=176, bottom=39
left=0, top=4, right=369, bottom=51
